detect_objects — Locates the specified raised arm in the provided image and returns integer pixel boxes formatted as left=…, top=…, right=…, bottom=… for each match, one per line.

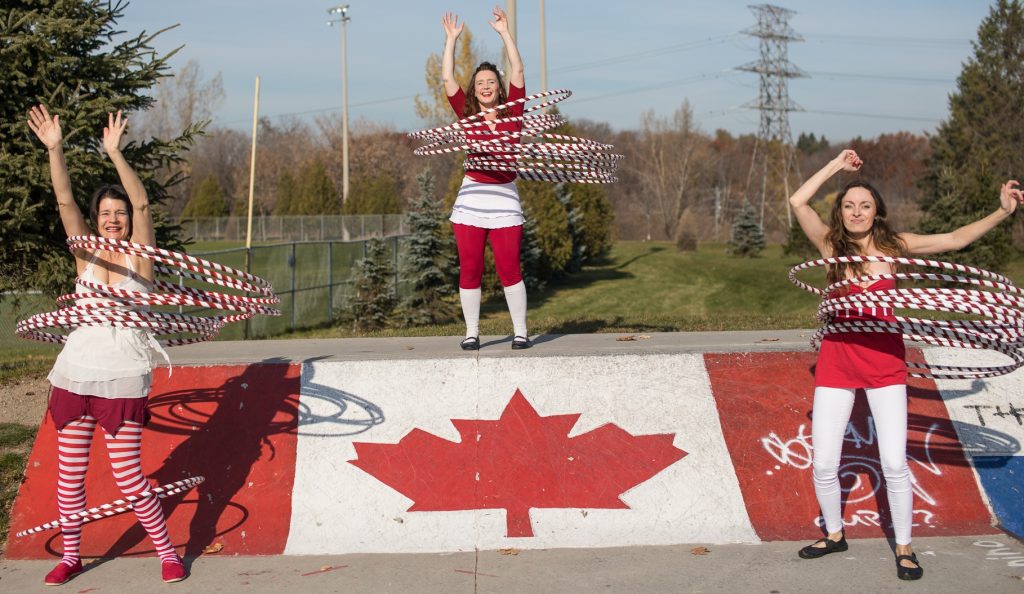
left=788, top=149, right=862, bottom=256
left=102, top=111, right=154, bottom=248
left=489, top=5, right=523, bottom=88
left=899, top=180, right=1021, bottom=255
left=441, top=12, right=464, bottom=97
left=27, top=105, right=89, bottom=239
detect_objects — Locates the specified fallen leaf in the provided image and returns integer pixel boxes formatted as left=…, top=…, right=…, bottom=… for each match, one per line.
left=350, top=389, right=686, bottom=537
left=616, top=335, right=637, bottom=341
left=758, top=338, right=780, bottom=342
left=300, top=565, right=348, bottom=576
left=499, top=547, right=519, bottom=555
left=690, top=546, right=710, bottom=555
left=202, top=542, right=225, bottom=555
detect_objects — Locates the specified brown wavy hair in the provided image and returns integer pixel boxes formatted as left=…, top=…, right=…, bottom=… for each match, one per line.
left=825, top=181, right=906, bottom=286
left=462, top=61, right=509, bottom=119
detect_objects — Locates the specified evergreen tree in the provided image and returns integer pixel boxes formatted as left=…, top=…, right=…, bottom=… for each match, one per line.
left=296, top=159, right=338, bottom=214
left=519, top=215, right=547, bottom=292
left=402, top=169, right=457, bottom=325
left=347, top=237, right=397, bottom=331
left=343, top=172, right=402, bottom=215
left=273, top=171, right=298, bottom=215
left=728, top=202, right=766, bottom=257
left=917, top=0, right=1024, bottom=271
left=518, top=178, right=572, bottom=280
left=555, top=183, right=587, bottom=273
left=181, top=174, right=228, bottom=218
left=1, top=0, right=198, bottom=297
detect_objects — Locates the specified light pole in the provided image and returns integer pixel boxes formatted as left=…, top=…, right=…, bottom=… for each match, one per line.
left=327, top=4, right=350, bottom=204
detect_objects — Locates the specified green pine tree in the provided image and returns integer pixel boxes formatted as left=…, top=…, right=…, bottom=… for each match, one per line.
left=296, top=160, right=338, bottom=214
left=343, top=173, right=402, bottom=215
left=519, top=215, right=547, bottom=292
left=181, top=175, right=228, bottom=218
left=347, top=237, right=397, bottom=331
left=402, top=169, right=457, bottom=325
left=555, top=183, right=587, bottom=273
left=728, top=202, right=766, bottom=258
left=273, top=171, right=298, bottom=215
left=917, top=0, right=1024, bottom=271
left=0, top=0, right=198, bottom=297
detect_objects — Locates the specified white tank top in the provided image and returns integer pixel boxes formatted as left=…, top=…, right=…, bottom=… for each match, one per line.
left=48, top=252, right=167, bottom=399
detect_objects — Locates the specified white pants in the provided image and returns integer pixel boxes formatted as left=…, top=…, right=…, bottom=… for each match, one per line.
left=811, top=385, right=914, bottom=545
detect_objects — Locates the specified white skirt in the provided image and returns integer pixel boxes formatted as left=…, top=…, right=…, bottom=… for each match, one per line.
left=450, top=177, right=525, bottom=229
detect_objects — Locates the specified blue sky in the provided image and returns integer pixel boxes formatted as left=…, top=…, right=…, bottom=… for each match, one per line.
left=117, top=1, right=994, bottom=141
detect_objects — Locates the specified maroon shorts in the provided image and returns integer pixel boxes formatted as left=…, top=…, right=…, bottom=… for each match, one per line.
left=48, top=386, right=150, bottom=436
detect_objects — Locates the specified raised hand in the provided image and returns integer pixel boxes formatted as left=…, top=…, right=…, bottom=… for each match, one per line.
left=1000, top=180, right=1022, bottom=215
left=102, top=110, right=127, bottom=155
left=27, top=104, right=62, bottom=150
left=489, top=5, right=508, bottom=34
left=442, top=11, right=463, bottom=41
left=833, top=149, right=863, bottom=172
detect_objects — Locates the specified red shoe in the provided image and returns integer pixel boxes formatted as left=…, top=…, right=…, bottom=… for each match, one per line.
left=161, top=556, right=187, bottom=583
left=44, top=560, right=83, bottom=586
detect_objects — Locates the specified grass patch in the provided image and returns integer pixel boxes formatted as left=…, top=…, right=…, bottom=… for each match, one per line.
left=0, top=422, right=36, bottom=553
left=0, top=352, right=56, bottom=385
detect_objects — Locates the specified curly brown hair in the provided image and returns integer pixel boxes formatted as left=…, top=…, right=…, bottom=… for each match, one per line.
left=462, top=61, right=509, bottom=119
left=824, top=181, right=906, bottom=286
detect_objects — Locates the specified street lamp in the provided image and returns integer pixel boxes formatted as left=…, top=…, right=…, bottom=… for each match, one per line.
left=327, top=4, right=351, bottom=204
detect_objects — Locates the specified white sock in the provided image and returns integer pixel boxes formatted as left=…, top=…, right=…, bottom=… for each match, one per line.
left=459, top=287, right=481, bottom=338
left=503, top=281, right=528, bottom=338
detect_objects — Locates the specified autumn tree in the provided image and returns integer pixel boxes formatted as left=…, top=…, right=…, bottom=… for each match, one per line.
left=631, top=102, right=709, bottom=241
left=0, top=0, right=196, bottom=297
left=917, top=0, right=1024, bottom=271
left=414, top=25, right=484, bottom=126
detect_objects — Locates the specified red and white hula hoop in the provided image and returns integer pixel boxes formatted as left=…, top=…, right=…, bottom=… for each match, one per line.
left=15, top=476, right=204, bottom=537
left=790, top=255, right=1024, bottom=379
left=16, top=237, right=280, bottom=347
left=410, top=88, right=623, bottom=184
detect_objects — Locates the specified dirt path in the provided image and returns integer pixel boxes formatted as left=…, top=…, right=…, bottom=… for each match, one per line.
left=0, top=374, right=49, bottom=427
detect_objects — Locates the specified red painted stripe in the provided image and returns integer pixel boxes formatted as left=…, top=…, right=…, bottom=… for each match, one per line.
left=6, top=363, right=300, bottom=559
left=705, top=350, right=997, bottom=541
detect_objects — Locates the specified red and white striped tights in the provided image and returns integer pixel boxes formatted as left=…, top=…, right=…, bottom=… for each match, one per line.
left=55, top=417, right=177, bottom=567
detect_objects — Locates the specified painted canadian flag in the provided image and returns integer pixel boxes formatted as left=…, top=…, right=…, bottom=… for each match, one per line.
left=350, top=389, right=686, bottom=537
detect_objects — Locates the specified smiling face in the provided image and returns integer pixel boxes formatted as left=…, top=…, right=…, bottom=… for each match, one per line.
left=839, top=186, right=877, bottom=236
left=96, top=196, right=131, bottom=240
left=473, top=68, right=500, bottom=108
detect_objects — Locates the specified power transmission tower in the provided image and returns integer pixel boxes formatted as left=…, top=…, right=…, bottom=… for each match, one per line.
left=736, top=4, right=806, bottom=232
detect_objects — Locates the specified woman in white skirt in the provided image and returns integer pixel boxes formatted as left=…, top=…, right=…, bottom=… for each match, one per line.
left=441, top=6, right=530, bottom=350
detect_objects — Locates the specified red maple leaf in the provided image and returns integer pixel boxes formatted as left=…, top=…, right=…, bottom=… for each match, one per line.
left=349, top=389, right=686, bottom=537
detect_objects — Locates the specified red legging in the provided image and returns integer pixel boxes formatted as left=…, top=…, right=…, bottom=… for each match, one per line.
left=453, top=223, right=523, bottom=289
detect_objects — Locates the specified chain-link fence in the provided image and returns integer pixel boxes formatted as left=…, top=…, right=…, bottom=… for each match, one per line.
left=1, top=237, right=410, bottom=358
left=180, top=214, right=407, bottom=243
left=189, top=237, right=410, bottom=340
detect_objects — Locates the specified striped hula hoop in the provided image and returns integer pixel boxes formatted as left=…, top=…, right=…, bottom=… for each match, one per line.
left=15, top=476, right=204, bottom=537
left=409, top=89, right=623, bottom=184
left=790, top=255, right=1024, bottom=379
left=15, top=237, right=280, bottom=346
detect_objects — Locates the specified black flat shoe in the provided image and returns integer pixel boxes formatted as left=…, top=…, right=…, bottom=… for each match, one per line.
left=511, top=336, right=532, bottom=350
left=798, top=536, right=848, bottom=559
left=896, top=553, right=923, bottom=581
left=460, top=336, right=479, bottom=351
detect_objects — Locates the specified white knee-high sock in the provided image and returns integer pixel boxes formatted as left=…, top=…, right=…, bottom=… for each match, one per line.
left=459, top=288, right=481, bottom=338
left=503, top=281, right=528, bottom=338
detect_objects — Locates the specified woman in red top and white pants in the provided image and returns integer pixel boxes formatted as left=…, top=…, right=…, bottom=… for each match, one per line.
left=789, top=149, right=1021, bottom=581
left=442, top=6, right=530, bottom=351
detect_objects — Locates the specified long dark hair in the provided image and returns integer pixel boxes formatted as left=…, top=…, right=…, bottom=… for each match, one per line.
left=824, top=181, right=906, bottom=285
left=89, top=184, right=133, bottom=238
left=462, top=61, right=509, bottom=119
